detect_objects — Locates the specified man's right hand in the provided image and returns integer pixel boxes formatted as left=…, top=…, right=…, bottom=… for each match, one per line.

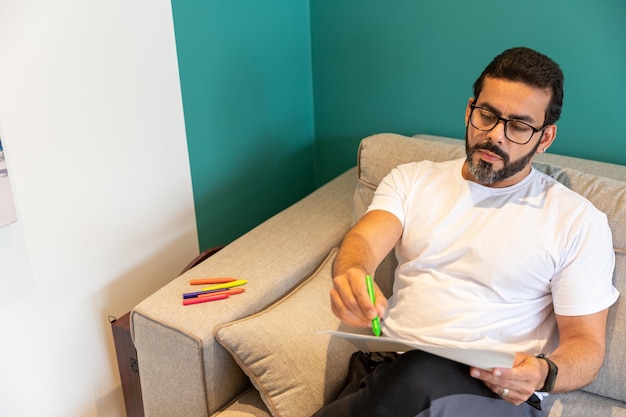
left=329, top=210, right=402, bottom=327
left=330, top=268, right=388, bottom=327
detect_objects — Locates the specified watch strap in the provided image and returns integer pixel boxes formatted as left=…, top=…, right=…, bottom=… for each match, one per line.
left=536, top=354, right=558, bottom=392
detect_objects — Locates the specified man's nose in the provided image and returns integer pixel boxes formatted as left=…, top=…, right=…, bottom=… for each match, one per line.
left=488, top=119, right=507, bottom=144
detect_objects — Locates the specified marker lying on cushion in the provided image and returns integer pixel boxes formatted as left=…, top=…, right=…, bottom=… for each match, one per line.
left=189, top=277, right=237, bottom=285
left=183, top=287, right=246, bottom=299
left=183, top=293, right=229, bottom=306
left=183, top=280, right=248, bottom=299
left=198, top=287, right=245, bottom=298
left=201, top=279, right=247, bottom=292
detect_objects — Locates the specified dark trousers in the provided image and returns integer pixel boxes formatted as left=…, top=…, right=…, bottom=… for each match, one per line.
left=313, top=350, right=543, bottom=417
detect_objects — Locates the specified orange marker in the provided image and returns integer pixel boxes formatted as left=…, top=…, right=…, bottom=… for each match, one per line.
left=189, top=277, right=237, bottom=285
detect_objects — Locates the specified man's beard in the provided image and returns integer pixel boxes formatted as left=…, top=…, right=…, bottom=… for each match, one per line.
left=465, top=130, right=541, bottom=185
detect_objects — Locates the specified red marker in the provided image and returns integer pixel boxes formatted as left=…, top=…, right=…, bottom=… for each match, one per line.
left=183, top=293, right=229, bottom=306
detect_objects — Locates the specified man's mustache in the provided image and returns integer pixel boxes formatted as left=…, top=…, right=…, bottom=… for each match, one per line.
left=469, top=141, right=510, bottom=164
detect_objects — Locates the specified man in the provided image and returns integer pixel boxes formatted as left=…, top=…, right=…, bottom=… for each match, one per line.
left=316, top=47, right=619, bottom=416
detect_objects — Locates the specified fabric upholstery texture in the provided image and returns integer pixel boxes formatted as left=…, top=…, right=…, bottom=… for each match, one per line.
left=543, top=390, right=626, bottom=417
left=215, top=248, right=359, bottom=417
left=131, top=169, right=356, bottom=416
left=213, top=389, right=271, bottom=417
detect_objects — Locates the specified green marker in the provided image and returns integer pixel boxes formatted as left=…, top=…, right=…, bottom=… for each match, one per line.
left=365, top=275, right=381, bottom=337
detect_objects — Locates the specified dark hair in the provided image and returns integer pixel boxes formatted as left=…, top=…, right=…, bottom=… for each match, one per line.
left=473, top=47, right=564, bottom=126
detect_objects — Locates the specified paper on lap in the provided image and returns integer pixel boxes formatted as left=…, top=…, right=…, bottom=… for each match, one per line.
left=319, top=330, right=515, bottom=370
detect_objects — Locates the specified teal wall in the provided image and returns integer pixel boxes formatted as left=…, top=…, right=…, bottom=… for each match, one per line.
left=171, top=1, right=315, bottom=249
left=311, top=0, right=626, bottom=183
left=173, top=0, right=625, bottom=250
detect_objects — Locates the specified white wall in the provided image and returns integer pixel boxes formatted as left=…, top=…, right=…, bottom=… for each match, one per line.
left=0, top=1, right=199, bottom=416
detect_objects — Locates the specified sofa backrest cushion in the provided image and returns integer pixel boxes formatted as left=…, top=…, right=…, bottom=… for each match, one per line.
left=354, top=133, right=626, bottom=402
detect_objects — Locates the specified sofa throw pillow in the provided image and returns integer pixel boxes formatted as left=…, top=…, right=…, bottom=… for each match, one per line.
left=215, top=248, right=359, bottom=417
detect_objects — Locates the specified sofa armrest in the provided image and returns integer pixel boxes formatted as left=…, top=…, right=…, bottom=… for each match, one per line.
left=131, top=167, right=357, bottom=417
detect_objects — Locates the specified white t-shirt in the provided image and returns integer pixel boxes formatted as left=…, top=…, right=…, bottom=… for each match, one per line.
left=369, top=158, right=619, bottom=355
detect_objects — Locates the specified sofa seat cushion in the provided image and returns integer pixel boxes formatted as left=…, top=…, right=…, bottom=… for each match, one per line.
left=543, top=390, right=626, bottom=416
left=215, top=248, right=359, bottom=417
left=214, top=388, right=271, bottom=417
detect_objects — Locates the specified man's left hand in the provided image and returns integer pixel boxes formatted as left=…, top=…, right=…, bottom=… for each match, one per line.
left=470, top=353, right=546, bottom=405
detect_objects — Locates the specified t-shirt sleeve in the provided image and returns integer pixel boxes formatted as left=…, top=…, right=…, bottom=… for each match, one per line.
left=366, top=164, right=415, bottom=226
left=551, top=208, right=619, bottom=316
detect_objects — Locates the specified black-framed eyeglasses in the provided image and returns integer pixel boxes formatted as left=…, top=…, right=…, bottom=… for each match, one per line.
left=469, top=103, right=546, bottom=145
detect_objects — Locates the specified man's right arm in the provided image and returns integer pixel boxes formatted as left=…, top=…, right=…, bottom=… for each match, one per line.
left=330, top=210, right=403, bottom=327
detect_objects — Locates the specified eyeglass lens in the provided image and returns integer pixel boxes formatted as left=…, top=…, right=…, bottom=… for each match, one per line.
left=470, top=107, right=536, bottom=144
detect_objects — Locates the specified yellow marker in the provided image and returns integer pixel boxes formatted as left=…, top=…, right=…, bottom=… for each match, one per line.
left=202, top=279, right=248, bottom=292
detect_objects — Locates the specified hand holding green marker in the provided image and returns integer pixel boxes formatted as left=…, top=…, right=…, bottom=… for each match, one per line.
left=365, top=275, right=381, bottom=337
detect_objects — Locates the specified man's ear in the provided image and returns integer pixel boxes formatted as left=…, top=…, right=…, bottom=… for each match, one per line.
left=465, top=98, right=475, bottom=126
left=538, top=124, right=557, bottom=154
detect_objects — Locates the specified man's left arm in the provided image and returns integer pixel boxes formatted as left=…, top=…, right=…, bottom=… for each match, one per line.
left=546, top=309, right=609, bottom=391
left=471, top=308, right=609, bottom=405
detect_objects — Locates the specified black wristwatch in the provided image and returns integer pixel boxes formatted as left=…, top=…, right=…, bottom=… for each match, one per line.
left=536, top=354, right=558, bottom=392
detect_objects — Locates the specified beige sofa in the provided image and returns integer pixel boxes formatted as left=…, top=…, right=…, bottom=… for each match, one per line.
left=131, top=133, right=626, bottom=417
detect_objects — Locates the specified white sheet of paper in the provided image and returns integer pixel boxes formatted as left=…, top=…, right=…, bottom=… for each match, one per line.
left=319, top=330, right=515, bottom=370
